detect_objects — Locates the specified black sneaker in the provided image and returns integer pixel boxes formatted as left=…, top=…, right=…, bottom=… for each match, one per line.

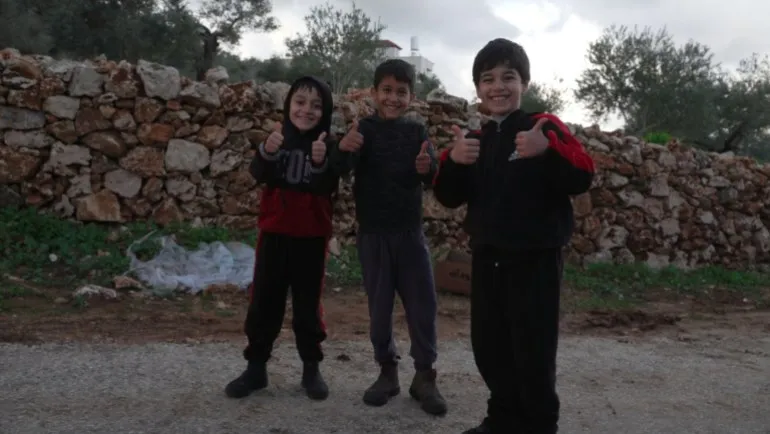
left=362, top=362, right=400, bottom=406
left=301, top=362, right=329, bottom=400
left=224, top=361, right=268, bottom=398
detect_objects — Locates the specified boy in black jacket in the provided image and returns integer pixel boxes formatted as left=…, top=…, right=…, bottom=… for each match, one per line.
left=224, top=76, right=339, bottom=401
left=433, top=39, right=595, bottom=433
left=331, top=59, right=447, bottom=416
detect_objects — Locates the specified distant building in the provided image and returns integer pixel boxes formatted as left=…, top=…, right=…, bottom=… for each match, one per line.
left=376, top=37, right=434, bottom=76
left=376, top=40, right=402, bottom=60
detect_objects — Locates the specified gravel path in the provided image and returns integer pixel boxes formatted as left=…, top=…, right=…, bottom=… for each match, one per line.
left=1, top=333, right=769, bottom=434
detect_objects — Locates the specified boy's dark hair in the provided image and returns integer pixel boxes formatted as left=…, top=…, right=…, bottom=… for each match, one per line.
left=472, top=38, right=530, bottom=86
left=373, top=58, right=416, bottom=92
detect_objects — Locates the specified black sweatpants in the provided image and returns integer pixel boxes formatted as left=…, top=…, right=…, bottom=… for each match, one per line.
left=243, top=231, right=328, bottom=363
left=357, top=229, right=438, bottom=369
left=471, top=246, right=562, bottom=433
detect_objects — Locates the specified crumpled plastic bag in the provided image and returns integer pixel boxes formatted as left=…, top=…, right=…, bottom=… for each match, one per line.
left=125, top=231, right=255, bottom=294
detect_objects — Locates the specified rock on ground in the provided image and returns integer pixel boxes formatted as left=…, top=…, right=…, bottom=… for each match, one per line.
left=1, top=334, right=768, bottom=434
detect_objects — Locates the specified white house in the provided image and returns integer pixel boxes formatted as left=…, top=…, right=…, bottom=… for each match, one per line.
left=377, top=38, right=435, bottom=76
left=376, top=39, right=402, bottom=60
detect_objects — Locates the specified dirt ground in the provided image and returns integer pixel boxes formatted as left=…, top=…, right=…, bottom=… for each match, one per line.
left=1, top=277, right=767, bottom=345
left=2, top=279, right=770, bottom=433
left=2, top=314, right=769, bottom=434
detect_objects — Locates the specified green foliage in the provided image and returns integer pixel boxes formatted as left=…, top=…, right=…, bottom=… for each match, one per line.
left=2, top=206, right=767, bottom=311
left=0, top=206, right=359, bottom=289
left=415, top=72, right=444, bottom=100
left=0, top=0, right=277, bottom=82
left=198, top=0, right=277, bottom=45
left=575, top=25, right=770, bottom=158
left=0, top=0, right=53, bottom=54
left=285, top=1, right=386, bottom=93
left=0, top=0, right=455, bottom=100
left=522, top=81, right=566, bottom=114
left=642, top=131, right=672, bottom=145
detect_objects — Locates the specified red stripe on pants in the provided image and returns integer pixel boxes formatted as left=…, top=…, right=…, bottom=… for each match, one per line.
left=248, top=231, right=266, bottom=304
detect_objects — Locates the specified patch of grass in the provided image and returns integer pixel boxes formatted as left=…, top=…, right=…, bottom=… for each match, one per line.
left=0, top=283, right=34, bottom=312
left=0, top=206, right=257, bottom=289
left=2, top=205, right=767, bottom=312
left=0, top=205, right=361, bottom=293
left=564, top=262, right=770, bottom=309
left=326, top=245, right=362, bottom=286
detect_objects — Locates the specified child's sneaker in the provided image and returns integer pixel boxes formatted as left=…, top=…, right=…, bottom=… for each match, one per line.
left=301, top=362, right=329, bottom=400
left=362, top=362, right=400, bottom=406
left=409, top=368, right=448, bottom=415
left=224, top=361, right=268, bottom=398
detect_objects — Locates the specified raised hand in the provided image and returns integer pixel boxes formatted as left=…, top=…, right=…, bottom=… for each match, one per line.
left=416, top=141, right=431, bottom=174
left=264, top=122, right=284, bottom=154
left=514, top=118, right=549, bottom=158
left=312, top=132, right=328, bottom=165
left=339, top=119, right=363, bottom=152
left=448, top=125, right=481, bottom=165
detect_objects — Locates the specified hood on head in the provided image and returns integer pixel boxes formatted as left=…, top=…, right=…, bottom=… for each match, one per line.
left=282, top=75, right=334, bottom=139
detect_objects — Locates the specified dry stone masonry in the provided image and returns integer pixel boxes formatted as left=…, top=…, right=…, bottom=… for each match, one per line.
left=1, top=48, right=769, bottom=269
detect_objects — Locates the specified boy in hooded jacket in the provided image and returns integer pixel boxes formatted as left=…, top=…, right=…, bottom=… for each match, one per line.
left=224, top=76, right=339, bottom=401
left=433, top=39, right=595, bottom=433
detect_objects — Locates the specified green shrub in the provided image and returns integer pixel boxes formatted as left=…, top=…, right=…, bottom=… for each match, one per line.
left=643, top=131, right=672, bottom=145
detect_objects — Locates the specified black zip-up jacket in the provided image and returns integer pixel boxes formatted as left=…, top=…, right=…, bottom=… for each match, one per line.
left=330, top=115, right=437, bottom=233
left=432, top=110, right=595, bottom=250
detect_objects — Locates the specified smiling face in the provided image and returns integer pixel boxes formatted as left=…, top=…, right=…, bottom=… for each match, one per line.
left=476, top=65, right=527, bottom=116
left=288, top=85, right=323, bottom=132
left=371, top=75, right=413, bottom=120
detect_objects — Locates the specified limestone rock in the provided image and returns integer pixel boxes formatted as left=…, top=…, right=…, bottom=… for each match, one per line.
left=165, top=139, right=210, bottom=172
left=104, top=168, right=142, bottom=198
left=179, top=82, right=221, bottom=108
left=0, top=147, right=41, bottom=183
left=136, top=59, right=180, bottom=100
left=76, top=189, right=122, bottom=222
left=43, top=95, right=80, bottom=119
left=4, top=129, right=54, bottom=149
left=69, top=66, right=104, bottom=97
left=0, top=106, right=45, bottom=129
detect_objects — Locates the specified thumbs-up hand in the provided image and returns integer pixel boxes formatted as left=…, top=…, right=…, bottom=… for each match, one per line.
left=448, top=125, right=481, bottom=165
left=415, top=141, right=432, bottom=174
left=514, top=118, right=549, bottom=158
left=339, top=119, right=364, bottom=152
left=312, top=132, right=327, bottom=165
left=264, top=122, right=284, bottom=154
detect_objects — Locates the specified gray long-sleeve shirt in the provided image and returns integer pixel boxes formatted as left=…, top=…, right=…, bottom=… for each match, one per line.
left=331, top=115, right=438, bottom=233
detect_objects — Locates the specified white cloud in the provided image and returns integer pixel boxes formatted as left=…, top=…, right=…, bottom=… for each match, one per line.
left=233, top=0, right=769, bottom=130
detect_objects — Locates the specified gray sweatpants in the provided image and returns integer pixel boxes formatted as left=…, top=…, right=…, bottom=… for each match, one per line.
left=357, top=229, right=438, bottom=370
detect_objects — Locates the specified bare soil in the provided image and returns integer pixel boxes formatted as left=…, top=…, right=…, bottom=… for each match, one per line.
left=1, top=278, right=767, bottom=345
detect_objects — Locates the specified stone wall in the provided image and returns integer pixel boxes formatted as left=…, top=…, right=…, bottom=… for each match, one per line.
left=2, top=49, right=769, bottom=269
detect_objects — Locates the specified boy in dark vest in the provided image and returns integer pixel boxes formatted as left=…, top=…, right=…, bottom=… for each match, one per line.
left=331, top=59, right=447, bottom=416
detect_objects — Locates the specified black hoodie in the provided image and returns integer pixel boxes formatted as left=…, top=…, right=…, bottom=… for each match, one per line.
left=249, top=76, right=339, bottom=237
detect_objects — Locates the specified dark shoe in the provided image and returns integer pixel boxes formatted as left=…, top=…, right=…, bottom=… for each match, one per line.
left=462, top=418, right=491, bottom=433
left=224, top=361, right=268, bottom=398
left=301, top=362, right=329, bottom=401
left=362, top=362, right=400, bottom=406
left=409, top=368, right=448, bottom=416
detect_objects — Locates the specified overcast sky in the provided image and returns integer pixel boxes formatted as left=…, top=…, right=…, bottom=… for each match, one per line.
left=236, top=0, right=769, bottom=129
